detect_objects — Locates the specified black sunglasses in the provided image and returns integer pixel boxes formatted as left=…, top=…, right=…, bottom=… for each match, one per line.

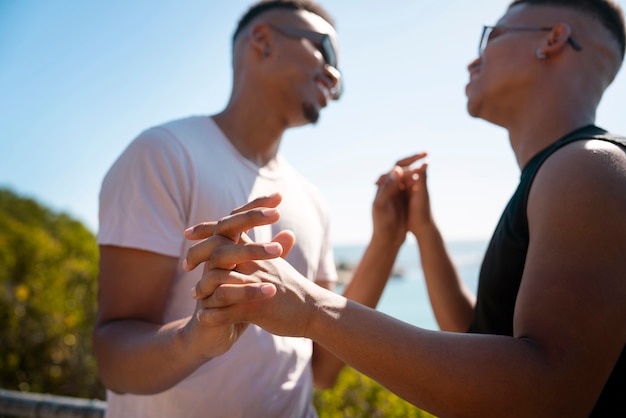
left=269, top=24, right=342, bottom=99
left=479, top=25, right=582, bottom=56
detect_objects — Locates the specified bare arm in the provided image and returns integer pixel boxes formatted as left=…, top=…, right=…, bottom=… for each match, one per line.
left=94, top=202, right=283, bottom=394
left=191, top=141, right=626, bottom=416
left=312, top=155, right=426, bottom=387
left=94, top=246, right=204, bottom=394
left=404, top=160, right=475, bottom=332
left=185, top=158, right=427, bottom=389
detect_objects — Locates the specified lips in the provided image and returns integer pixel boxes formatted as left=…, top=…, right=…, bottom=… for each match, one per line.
left=466, top=65, right=481, bottom=96
left=316, top=80, right=331, bottom=107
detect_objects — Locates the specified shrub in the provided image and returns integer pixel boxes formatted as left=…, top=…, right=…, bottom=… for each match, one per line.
left=0, top=188, right=104, bottom=398
left=314, top=367, right=436, bottom=417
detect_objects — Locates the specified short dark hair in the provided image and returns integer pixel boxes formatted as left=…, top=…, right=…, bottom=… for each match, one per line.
left=509, top=0, right=626, bottom=60
left=232, top=0, right=335, bottom=44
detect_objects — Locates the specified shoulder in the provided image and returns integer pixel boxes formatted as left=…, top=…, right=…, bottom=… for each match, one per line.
left=138, top=115, right=212, bottom=145
left=527, top=137, right=626, bottom=249
left=532, top=138, right=626, bottom=198
left=122, top=116, right=216, bottom=160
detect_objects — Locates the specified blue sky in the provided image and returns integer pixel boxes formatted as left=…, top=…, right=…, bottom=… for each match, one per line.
left=2, top=0, right=625, bottom=245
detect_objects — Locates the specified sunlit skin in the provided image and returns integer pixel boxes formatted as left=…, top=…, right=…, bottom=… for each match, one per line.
left=183, top=3, right=626, bottom=416
left=214, top=9, right=341, bottom=166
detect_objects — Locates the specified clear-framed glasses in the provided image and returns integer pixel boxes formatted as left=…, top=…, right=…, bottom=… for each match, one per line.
left=478, top=25, right=583, bottom=56
left=269, top=24, right=343, bottom=100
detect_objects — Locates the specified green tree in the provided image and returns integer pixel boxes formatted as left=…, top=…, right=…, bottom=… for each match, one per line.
left=314, top=367, right=436, bottom=417
left=0, top=188, right=104, bottom=398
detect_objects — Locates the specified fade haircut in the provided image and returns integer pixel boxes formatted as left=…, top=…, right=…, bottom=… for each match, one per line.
left=509, top=0, right=626, bottom=61
left=232, top=0, right=335, bottom=44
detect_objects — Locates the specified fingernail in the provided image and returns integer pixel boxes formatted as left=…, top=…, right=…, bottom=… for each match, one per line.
left=182, top=258, right=189, bottom=271
left=265, top=242, right=282, bottom=256
left=260, top=284, right=275, bottom=295
left=184, top=227, right=193, bottom=236
left=261, top=208, right=278, bottom=217
left=191, top=286, right=198, bottom=299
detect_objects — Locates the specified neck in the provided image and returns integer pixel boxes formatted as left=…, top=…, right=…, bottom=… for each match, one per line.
left=501, top=82, right=597, bottom=169
left=508, top=119, right=598, bottom=170
left=212, top=99, right=286, bottom=167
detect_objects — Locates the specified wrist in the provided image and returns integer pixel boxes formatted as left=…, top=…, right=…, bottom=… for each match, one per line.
left=411, top=221, right=440, bottom=243
left=178, top=316, right=215, bottom=364
left=305, top=290, right=344, bottom=342
left=370, top=230, right=405, bottom=252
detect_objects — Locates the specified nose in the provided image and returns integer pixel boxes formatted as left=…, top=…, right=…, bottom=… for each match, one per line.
left=467, top=56, right=480, bottom=73
left=325, top=65, right=343, bottom=100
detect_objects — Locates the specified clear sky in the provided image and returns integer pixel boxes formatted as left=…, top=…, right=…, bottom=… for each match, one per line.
left=2, top=0, right=625, bottom=245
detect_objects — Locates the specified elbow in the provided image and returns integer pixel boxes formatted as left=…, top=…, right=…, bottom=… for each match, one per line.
left=92, top=327, right=122, bottom=394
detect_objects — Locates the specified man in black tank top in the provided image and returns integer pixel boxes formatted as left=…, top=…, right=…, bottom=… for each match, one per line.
left=183, top=1, right=626, bottom=417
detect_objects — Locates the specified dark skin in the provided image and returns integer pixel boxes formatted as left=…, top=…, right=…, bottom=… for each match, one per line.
left=186, top=139, right=626, bottom=416
left=183, top=4, right=626, bottom=416
left=185, top=153, right=428, bottom=388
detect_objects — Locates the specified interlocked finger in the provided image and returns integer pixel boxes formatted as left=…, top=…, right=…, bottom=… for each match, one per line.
left=184, top=208, right=281, bottom=271
left=395, top=152, right=427, bottom=169
left=230, top=193, right=282, bottom=215
left=201, top=282, right=276, bottom=309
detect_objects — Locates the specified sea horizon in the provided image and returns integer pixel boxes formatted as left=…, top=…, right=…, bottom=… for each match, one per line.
left=333, top=239, right=489, bottom=330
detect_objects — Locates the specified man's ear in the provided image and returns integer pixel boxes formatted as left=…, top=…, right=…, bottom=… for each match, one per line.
left=538, top=23, right=572, bottom=58
left=250, top=23, right=272, bottom=58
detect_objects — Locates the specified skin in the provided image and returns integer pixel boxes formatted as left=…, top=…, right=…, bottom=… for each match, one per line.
left=93, top=8, right=347, bottom=394
left=185, top=4, right=626, bottom=417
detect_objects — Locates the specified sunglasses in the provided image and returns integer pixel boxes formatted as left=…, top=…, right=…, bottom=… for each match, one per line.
left=269, top=24, right=342, bottom=100
left=479, top=25, right=582, bottom=56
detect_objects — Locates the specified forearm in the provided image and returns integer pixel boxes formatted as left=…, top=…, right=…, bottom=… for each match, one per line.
left=93, top=317, right=207, bottom=394
left=306, top=295, right=578, bottom=417
left=312, top=235, right=402, bottom=388
left=414, top=224, right=475, bottom=331
left=342, top=234, right=403, bottom=306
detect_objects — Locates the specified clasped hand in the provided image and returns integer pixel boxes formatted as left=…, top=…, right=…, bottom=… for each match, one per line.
left=182, top=153, right=429, bottom=340
left=183, top=193, right=317, bottom=338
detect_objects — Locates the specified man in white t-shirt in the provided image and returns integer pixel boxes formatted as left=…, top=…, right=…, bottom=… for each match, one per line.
left=94, top=1, right=411, bottom=417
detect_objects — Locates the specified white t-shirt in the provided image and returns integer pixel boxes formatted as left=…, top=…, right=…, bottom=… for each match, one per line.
left=98, top=116, right=337, bottom=418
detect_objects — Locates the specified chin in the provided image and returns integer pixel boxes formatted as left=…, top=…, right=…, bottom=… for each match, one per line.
left=466, top=97, right=480, bottom=118
left=302, top=103, right=320, bottom=124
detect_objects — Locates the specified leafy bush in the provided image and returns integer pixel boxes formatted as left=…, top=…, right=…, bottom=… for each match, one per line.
left=0, top=188, right=104, bottom=398
left=314, top=367, right=436, bottom=417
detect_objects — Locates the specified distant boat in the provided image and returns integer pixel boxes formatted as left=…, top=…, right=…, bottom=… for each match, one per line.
left=390, top=266, right=405, bottom=278
left=335, top=261, right=405, bottom=285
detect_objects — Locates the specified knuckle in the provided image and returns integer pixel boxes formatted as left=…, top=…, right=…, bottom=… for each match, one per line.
left=214, top=287, right=228, bottom=303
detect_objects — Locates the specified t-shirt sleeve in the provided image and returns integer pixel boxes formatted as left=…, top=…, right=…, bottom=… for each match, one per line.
left=97, top=127, right=191, bottom=257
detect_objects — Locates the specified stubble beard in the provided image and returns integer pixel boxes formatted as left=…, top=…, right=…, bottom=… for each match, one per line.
left=302, top=102, right=320, bottom=125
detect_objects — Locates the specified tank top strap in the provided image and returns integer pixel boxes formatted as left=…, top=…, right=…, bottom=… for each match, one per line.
left=521, top=125, right=626, bottom=185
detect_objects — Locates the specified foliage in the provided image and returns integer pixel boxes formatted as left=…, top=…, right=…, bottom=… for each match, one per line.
left=314, top=367, right=436, bottom=418
left=0, top=188, right=104, bottom=398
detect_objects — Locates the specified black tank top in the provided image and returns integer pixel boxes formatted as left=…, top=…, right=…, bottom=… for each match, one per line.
left=467, top=125, right=626, bottom=416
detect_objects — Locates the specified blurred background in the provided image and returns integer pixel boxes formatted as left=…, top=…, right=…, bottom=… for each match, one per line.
left=3, top=0, right=625, bottom=246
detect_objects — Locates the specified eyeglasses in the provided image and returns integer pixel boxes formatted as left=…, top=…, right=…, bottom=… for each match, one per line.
left=268, top=24, right=342, bottom=100
left=478, top=25, right=583, bottom=56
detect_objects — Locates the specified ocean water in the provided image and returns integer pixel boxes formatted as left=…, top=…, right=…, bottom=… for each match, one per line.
left=333, top=239, right=489, bottom=330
